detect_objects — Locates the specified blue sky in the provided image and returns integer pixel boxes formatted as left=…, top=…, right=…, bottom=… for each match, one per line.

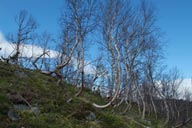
left=154, top=0, right=192, bottom=78
left=0, top=0, right=192, bottom=78
left=0, top=0, right=63, bottom=34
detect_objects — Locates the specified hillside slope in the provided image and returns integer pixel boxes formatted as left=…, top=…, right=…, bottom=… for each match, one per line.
left=0, top=62, right=162, bottom=128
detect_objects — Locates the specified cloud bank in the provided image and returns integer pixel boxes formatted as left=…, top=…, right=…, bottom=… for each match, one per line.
left=179, top=78, right=192, bottom=97
left=0, top=31, right=58, bottom=58
left=0, top=32, right=14, bottom=57
left=0, top=31, right=95, bottom=75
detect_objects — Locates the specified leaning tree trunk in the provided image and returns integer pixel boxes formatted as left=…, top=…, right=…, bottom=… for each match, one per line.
left=149, top=92, right=157, bottom=119
left=93, top=44, right=121, bottom=109
left=75, top=38, right=85, bottom=97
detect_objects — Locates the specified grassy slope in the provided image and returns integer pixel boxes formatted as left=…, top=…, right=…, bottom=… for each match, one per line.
left=0, top=62, right=161, bottom=128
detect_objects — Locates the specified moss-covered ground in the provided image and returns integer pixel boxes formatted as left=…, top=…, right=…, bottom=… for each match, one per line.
left=0, top=62, right=164, bottom=128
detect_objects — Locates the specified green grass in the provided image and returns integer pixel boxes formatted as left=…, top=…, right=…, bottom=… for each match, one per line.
left=0, top=62, right=164, bottom=128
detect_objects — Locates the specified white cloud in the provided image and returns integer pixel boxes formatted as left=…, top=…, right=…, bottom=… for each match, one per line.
left=0, top=32, right=14, bottom=57
left=179, top=78, right=192, bottom=97
left=0, top=31, right=96, bottom=75
left=19, top=44, right=59, bottom=58
left=84, top=63, right=96, bottom=75
left=0, top=31, right=58, bottom=58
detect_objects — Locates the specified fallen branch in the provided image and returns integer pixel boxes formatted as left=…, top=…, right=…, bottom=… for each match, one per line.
left=32, top=51, right=50, bottom=70
left=175, top=118, right=192, bottom=128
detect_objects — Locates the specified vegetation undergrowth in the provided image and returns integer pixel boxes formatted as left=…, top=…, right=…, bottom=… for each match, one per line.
left=0, top=62, right=166, bottom=128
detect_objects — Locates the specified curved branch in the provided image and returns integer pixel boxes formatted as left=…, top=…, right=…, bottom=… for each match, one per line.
left=55, top=30, right=79, bottom=71
left=75, top=85, right=84, bottom=97
left=92, top=86, right=120, bottom=108
left=93, top=44, right=121, bottom=109
left=41, top=70, right=54, bottom=75
left=32, top=51, right=49, bottom=70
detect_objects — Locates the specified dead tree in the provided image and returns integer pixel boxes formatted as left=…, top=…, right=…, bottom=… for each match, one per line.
left=9, top=10, right=37, bottom=65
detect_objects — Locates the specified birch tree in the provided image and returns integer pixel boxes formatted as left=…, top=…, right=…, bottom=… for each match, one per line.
left=9, top=10, right=37, bottom=65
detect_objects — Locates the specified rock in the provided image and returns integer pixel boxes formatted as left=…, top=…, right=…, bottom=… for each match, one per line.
left=14, top=70, right=27, bottom=78
left=86, top=111, right=96, bottom=121
left=13, top=103, right=40, bottom=115
left=31, top=106, right=40, bottom=115
left=8, top=110, right=20, bottom=121
left=13, top=104, right=30, bottom=111
left=143, top=119, right=151, bottom=125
